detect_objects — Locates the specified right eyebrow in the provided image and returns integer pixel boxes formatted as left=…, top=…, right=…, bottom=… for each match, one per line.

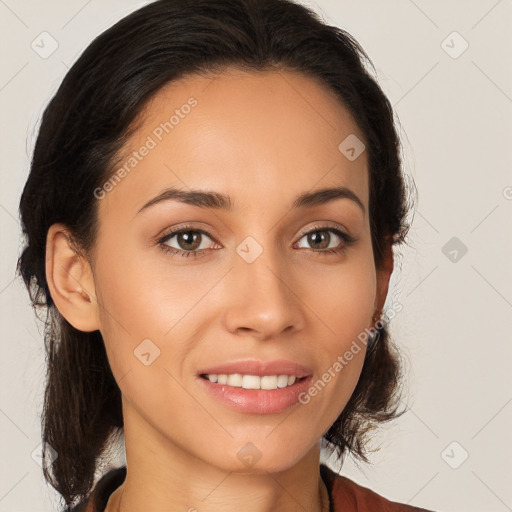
left=137, top=187, right=233, bottom=214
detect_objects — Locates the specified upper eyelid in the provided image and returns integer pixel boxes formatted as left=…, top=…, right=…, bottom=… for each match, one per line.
left=297, top=223, right=349, bottom=238
left=158, top=226, right=215, bottom=244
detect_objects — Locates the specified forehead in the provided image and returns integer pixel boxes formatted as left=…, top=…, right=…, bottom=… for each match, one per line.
left=99, top=67, right=369, bottom=218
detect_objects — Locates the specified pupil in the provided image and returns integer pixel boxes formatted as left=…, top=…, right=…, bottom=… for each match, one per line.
left=179, top=231, right=200, bottom=250
left=309, top=231, right=328, bottom=249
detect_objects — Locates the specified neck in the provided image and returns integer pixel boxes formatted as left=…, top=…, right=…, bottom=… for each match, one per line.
left=106, top=402, right=331, bottom=512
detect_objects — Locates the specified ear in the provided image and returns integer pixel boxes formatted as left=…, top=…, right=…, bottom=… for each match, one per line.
left=374, top=235, right=394, bottom=316
left=45, top=223, right=100, bottom=332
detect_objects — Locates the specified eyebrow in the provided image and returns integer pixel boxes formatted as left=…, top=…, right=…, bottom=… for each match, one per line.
left=136, top=185, right=365, bottom=215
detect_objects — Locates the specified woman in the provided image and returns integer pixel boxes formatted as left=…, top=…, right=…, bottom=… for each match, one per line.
left=17, top=0, right=433, bottom=511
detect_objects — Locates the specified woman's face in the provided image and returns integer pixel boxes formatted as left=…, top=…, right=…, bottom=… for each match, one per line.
left=88, top=68, right=391, bottom=473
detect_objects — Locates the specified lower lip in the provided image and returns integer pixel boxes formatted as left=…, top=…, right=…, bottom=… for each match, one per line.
left=198, top=375, right=313, bottom=414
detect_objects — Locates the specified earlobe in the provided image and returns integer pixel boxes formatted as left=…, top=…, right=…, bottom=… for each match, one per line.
left=45, top=223, right=100, bottom=332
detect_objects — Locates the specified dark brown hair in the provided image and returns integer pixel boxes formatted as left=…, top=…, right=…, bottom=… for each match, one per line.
left=17, top=0, right=413, bottom=508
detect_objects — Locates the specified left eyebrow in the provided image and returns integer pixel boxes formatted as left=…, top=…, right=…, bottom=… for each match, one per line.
left=292, top=186, right=365, bottom=214
left=136, top=185, right=365, bottom=215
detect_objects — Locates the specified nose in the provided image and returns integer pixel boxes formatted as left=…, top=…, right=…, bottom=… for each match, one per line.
left=221, top=243, right=305, bottom=341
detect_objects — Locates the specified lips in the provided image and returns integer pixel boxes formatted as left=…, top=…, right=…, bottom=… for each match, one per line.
left=197, top=359, right=313, bottom=379
left=198, top=373, right=314, bottom=414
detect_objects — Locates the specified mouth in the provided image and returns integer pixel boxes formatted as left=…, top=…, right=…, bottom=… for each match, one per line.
left=196, top=360, right=314, bottom=414
left=198, top=373, right=313, bottom=414
left=199, top=373, right=308, bottom=390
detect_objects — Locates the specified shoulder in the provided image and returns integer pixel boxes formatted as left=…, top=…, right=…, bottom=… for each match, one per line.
left=320, top=464, right=436, bottom=512
left=67, top=466, right=126, bottom=512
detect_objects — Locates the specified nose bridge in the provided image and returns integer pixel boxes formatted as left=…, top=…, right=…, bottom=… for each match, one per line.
left=222, top=232, right=303, bottom=338
left=236, top=232, right=291, bottom=304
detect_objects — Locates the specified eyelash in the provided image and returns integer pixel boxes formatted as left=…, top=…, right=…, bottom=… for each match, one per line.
left=156, top=224, right=356, bottom=259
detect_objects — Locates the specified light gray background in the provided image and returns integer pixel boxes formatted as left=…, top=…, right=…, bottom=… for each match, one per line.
left=1, top=1, right=511, bottom=511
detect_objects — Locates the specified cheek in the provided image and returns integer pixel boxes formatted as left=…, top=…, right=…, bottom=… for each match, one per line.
left=299, top=245, right=376, bottom=424
left=92, top=236, right=222, bottom=395
left=307, top=247, right=377, bottom=346
left=92, top=244, right=199, bottom=438
left=92, top=239, right=178, bottom=381
left=94, top=233, right=191, bottom=334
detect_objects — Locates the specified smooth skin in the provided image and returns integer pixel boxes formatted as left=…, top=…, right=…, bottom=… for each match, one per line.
left=45, top=68, right=393, bottom=512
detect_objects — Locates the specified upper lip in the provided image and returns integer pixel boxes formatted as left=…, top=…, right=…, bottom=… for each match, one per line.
left=198, top=360, right=313, bottom=378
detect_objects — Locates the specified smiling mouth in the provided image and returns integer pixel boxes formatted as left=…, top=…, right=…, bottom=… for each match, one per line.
left=199, top=373, right=307, bottom=390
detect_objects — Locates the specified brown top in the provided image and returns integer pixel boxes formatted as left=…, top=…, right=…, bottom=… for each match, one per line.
left=68, top=464, right=435, bottom=512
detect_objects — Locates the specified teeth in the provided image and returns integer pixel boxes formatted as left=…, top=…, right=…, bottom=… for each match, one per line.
left=228, top=374, right=242, bottom=387
left=205, top=374, right=298, bottom=390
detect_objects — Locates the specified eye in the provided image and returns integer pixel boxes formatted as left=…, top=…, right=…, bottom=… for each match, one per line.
left=294, top=226, right=356, bottom=255
left=157, top=226, right=220, bottom=258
